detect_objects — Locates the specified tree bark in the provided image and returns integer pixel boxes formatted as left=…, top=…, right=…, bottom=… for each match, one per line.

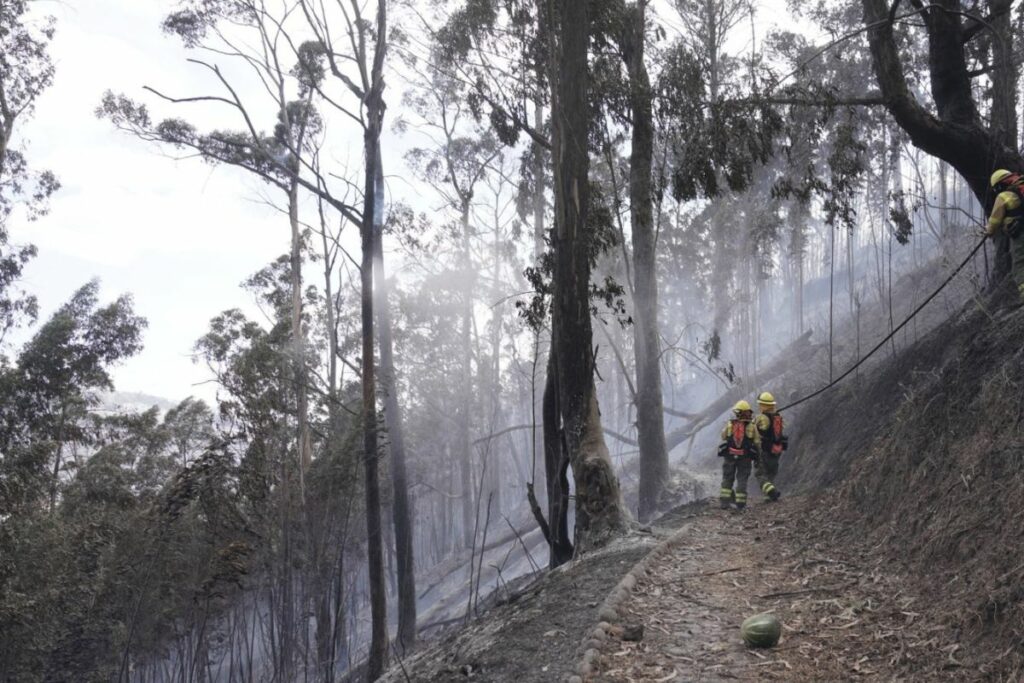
left=650, top=329, right=816, bottom=453
left=620, top=0, right=670, bottom=522
left=549, top=0, right=630, bottom=555
left=458, top=200, right=476, bottom=550
left=288, top=170, right=312, bottom=499
left=372, top=151, right=417, bottom=653
left=860, top=0, right=1023, bottom=204
left=316, top=194, right=344, bottom=681
left=989, top=0, right=1016, bottom=278
left=48, top=399, right=68, bottom=514
left=533, top=87, right=547, bottom=261
left=488, top=200, right=504, bottom=517
left=542, top=354, right=573, bottom=567
left=360, top=3, right=389, bottom=674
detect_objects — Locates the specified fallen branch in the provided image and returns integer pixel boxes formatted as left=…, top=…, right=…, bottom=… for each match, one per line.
left=665, top=330, right=817, bottom=453
left=757, top=581, right=858, bottom=600
left=699, top=565, right=750, bottom=576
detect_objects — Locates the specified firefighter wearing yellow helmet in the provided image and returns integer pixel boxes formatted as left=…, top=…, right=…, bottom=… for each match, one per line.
left=754, top=391, right=786, bottom=502
left=985, top=169, right=1024, bottom=303
left=717, top=399, right=760, bottom=510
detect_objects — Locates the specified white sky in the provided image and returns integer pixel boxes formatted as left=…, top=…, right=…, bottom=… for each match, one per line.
left=11, top=0, right=369, bottom=405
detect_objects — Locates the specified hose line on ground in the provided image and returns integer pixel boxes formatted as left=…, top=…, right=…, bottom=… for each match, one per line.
left=778, top=237, right=988, bottom=413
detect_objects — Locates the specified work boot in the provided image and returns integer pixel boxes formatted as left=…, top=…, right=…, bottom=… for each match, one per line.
left=768, top=489, right=781, bottom=502
left=720, top=500, right=731, bottom=510
left=734, top=502, right=746, bottom=511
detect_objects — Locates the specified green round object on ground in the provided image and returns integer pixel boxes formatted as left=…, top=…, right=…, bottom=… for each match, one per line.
left=741, top=613, right=782, bottom=648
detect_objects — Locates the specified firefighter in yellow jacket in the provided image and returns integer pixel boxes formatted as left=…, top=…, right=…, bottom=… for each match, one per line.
left=754, top=391, right=785, bottom=502
left=986, top=169, right=1024, bottom=303
left=718, top=400, right=760, bottom=510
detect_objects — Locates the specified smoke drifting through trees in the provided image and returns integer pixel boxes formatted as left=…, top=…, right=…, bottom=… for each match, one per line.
left=0, top=0, right=1014, bottom=680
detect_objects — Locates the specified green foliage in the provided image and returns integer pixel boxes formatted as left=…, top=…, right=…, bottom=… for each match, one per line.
left=99, top=91, right=313, bottom=191
left=517, top=184, right=629, bottom=329
left=436, top=0, right=549, bottom=147
left=656, top=43, right=782, bottom=201
left=0, top=0, right=60, bottom=349
left=0, top=0, right=61, bottom=226
left=0, top=396, right=248, bottom=681
left=887, top=190, right=915, bottom=245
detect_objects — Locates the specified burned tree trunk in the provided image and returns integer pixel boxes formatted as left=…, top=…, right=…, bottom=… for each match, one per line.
left=542, top=355, right=574, bottom=567
left=360, top=142, right=388, bottom=681
left=372, top=154, right=417, bottom=653
left=458, top=200, right=476, bottom=550
left=548, top=0, right=630, bottom=556
left=360, top=5, right=389, bottom=675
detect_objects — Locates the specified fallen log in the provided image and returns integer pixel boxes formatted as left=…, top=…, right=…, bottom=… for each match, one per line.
left=662, top=329, right=816, bottom=452
left=602, top=331, right=817, bottom=451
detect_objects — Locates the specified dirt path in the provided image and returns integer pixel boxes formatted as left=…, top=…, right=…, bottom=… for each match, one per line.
left=589, top=497, right=967, bottom=682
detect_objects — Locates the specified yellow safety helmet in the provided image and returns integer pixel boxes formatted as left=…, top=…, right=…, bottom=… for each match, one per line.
left=991, top=169, right=1015, bottom=188
left=757, top=391, right=777, bottom=406
left=733, top=400, right=752, bottom=414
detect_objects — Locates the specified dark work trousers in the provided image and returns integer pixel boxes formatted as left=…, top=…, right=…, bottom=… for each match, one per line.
left=720, top=455, right=753, bottom=508
left=755, top=454, right=781, bottom=497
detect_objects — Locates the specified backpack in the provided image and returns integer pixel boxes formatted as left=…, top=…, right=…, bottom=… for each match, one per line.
left=726, top=420, right=756, bottom=458
left=761, top=412, right=788, bottom=456
left=1003, top=185, right=1024, bottom=238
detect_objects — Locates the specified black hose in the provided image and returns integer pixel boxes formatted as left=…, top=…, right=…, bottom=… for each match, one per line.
left=779, top=238, right=988, bottom=412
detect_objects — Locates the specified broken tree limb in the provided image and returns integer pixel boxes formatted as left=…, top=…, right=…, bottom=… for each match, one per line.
left=663, top=330, right=817, bottom=453
left=602, top=427, right=639, bottom=447
left=472, top=423, right=534, bottom=446
left=663, top=406, right=698, bottom=419
left=600, top=331, right=817, bottom=452
left=417, top=523, right=543, bottom=600
left=757, top=580, right=858, bottom=600
left=525, top=482, right=552, bottom=545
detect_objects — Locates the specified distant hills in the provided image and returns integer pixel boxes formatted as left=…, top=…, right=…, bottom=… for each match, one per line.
left=102, top=391, right=179, bottom=414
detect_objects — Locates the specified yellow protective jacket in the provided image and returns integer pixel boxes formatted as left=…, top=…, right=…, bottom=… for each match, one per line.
left=721, top=418, right=760, bottom=458
left=986, top=189, right=1023, bottom=237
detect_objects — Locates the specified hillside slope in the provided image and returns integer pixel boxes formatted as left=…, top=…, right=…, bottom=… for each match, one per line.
left=782, top=300, right=1024, bottom=679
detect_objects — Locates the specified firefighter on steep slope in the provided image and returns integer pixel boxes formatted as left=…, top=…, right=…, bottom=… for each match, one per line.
left=718, top=400, right=760, bottom=510
left=754, top=391, right=786, bottom=502
left=985, top=169, right=1024, bottom=305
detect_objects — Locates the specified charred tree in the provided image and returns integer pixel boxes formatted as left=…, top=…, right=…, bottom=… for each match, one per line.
left=458, top=197, right=476, bottom=550
left=542, top=354, right=574, bottom=566
left=548, top=0, right=631, bottom=557
left=372, top=153, right=417, bottom=653
left=359, top=3, right=389, bottom=678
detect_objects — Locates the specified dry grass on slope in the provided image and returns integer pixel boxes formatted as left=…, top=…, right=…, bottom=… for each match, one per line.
left=782, top=302, right=1024, bottom=680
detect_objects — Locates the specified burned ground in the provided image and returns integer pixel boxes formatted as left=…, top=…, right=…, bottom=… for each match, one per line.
left=376, top=535, right=658, bottom=682
left=780, top=300, right=1024, bottom=680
